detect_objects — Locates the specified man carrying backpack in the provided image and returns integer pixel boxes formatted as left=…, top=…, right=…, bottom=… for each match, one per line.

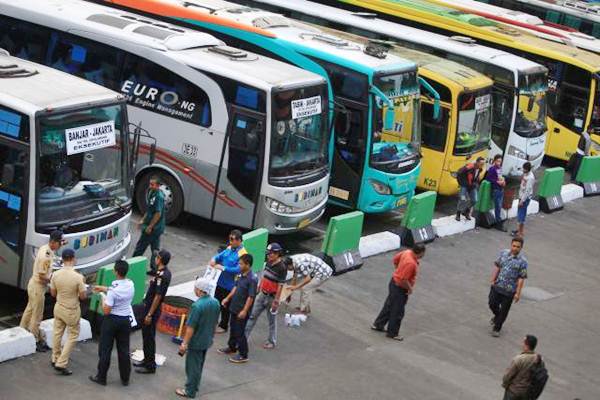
left=502, top=334, right=548, bottom=400
left=455, top=157, right=485, bottom=221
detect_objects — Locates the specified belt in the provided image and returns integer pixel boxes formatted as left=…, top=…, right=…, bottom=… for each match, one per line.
left=261, top=290, right=275, bottom=297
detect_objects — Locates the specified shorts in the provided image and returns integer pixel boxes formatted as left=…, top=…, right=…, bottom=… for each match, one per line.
left=517, top=198, right=531, bottom=224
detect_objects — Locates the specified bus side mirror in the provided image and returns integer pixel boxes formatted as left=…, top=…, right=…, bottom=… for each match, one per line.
left=384, top=107, right=395, bottom=131
left=2, top=164, right=14, bottom=186
left=527, top=96, right=534, bottom=113
left=334, top=108, right=351, bottom=136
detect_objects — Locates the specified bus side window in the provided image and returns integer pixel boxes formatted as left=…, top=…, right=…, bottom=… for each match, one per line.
left=0, top=16, right=50, bottom=63
left=0, top=144, right=26, bottom=252
left=120, top=55, right=211, bottom=127
left=421, top=103, right=448, bottom=152
left=227, top=113, right=262, bottom=201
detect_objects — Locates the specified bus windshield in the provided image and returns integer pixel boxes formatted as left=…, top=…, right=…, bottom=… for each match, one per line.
left=455, top=89, right=493, bottom=155
left=37, top=104, right=128, bottom=227
left=516, top=72, right=548, bottom=138
left=371, top=71, right=421, bottom=173
left=591, top=77, right=600, bottom=132
left=270, top=84, right=329, bottom=181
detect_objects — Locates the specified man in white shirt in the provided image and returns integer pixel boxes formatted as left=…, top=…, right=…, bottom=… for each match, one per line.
left=284, top=254, right=333, bottom=314
left=89, top=260, right=135, bottom=386
left=512, top=162, right=536, bottom=238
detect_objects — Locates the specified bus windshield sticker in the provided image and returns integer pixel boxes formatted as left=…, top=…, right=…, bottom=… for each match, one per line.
left=291, top=96, right=322, bottom=119
left=475, top=94, right=491, bottom=111
left=65, top=120, right=116, bottom=156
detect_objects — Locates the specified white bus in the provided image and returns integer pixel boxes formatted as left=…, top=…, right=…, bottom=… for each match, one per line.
left=240, top=0, right=549, bottom=178
left=0, top=51, right=134, bottom=289
left=0, top=0, right=331, bottom=233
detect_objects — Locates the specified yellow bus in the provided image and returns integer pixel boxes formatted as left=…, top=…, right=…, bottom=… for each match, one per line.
left=329, top=0, right=600, bottom=160
left=315, top=25, right=493, bottom=195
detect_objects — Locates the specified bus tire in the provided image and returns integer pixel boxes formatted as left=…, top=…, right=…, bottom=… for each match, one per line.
left=135, top=170, right=184, bottom=224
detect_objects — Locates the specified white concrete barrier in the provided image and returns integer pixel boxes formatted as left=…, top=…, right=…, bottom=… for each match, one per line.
left=166, top=281, right=197, bottom=302
left=40, top=318, right=92, bottom=349
left=504, top=199, right=540, bottom=220
left=0, top=327, right=36, bottom=363
left=561, top=184, right=584, bottom=203
left=432, top=215, right=475, bottom=237
left=359, top=231, right=401, bottom=258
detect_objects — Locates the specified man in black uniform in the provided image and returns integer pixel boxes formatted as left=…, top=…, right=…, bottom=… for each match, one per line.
left=135, top=249, right=172, bottom=374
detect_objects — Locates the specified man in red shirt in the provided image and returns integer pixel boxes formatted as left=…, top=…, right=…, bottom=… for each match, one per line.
left=371, top=244, right=425, bottom=341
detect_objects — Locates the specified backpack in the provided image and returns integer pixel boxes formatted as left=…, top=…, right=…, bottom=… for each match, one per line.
left=456, top=164, right=473, bottom=187
left=527, top=355, right=549, bottom=400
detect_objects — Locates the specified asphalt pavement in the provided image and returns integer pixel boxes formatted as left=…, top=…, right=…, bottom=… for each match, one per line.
left=1, top=188, right=599, bottom=399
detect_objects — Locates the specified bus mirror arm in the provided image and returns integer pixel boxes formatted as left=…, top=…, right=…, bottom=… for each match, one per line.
left=128, top=122, right=157, bottom=171
left=369, top=85, right=395, bottom=131
left=418, top=77, right=441, bottom=121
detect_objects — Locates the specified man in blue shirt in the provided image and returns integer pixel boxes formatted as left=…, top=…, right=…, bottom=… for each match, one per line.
left=485, top=154, right=507, bottom=232
left=133, top=176, right=166, bottom=274
left=210, top=230, right=247, bottom=334
left=175, top=277, right=220, bottom=399
left=488, top=237, right=528, bottom=337
left=90, top=260, right=135, bottom=386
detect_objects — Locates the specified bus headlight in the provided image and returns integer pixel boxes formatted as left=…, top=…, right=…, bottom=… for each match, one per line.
left=507, top=145, right=527, bottom=160
left=265, top=197, right=294, bottom=214
left=369, top=179, right=392, bottom=195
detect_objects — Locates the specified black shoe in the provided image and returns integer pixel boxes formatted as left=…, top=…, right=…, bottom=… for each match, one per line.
left=89, top=375, right=107, bottom=386
left=370, top=324, right=384, bottom=332
left=132, top=360, right=148, bottom=368
left=36, top=342, right=50, bottom=353
left=455, top=212, right=461, bottom=222
left=464, top=214, right=472, bottom=221
left=122, top=380, right=130, bottom=386
left=135, top=367, right=156, bottom=374
left=217, top=347, right=236, bottom=355
left=50, top=361, right=55, bottom=368
left=54, top=367, right=73, bottom=376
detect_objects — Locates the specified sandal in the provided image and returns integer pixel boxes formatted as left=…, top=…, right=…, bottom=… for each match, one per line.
left=262, top=341, right=275, bottom=350
left=175, top=388, right=194, bottom=398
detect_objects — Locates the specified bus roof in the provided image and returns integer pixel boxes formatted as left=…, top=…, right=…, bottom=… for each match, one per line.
left=520, top=0, right=600, bottom=22
left=167, top=0, right=418, bottom=73
left=349, top=0, right=600, bottom=71
left=314, top=24, right=493, bottom=91
left=0, top=51, right=120, bottom=113
left=1, top=0, right=326, bottom=90
left=250, top=0, right=543, bottom=79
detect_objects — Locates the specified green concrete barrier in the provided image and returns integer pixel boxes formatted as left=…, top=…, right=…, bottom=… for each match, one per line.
left=89, top=256, right=147, bottom=314
left=400, top=191, right=436, bottom=245
left=576, top=156, right=600, bottom=196
left=474, top=181, right=496, bottom=228
left=537, top=167, right=565, bottom=213
left=242, top=228, right=269, bottom=273
left=321, top=211, right=364, bottom=275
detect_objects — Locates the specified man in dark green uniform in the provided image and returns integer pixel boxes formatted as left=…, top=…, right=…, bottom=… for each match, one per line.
left=175, top=277, right=220, bottom=399
left=133, top=176, right=165, bottom=274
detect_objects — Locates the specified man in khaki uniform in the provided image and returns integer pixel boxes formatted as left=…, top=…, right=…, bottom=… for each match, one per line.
left=50, top=249, right=86, bottom=376
left=20, top=230, right=63, bottom=352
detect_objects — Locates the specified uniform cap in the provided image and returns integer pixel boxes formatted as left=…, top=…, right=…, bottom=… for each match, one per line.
left=61, top=249, right=75, bottom=260
left=50, top=230, right=64, bottom=242
left=266, top=242, right=283, bottom=254
left=194, top=277, right=212, bottom=294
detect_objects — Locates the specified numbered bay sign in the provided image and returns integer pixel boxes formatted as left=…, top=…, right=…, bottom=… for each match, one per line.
left=539, top=194, right=563, bottom=214
left=583, top=181, right=600, bottom=197
left=401, top=225, right=435, bottom=247
left=331, top=250, right=363, bottom=276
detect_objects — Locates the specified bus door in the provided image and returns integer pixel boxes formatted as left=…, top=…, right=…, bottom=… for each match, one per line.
left=328, top=98, right=367, bottom=208
left=212, top=106, right=264, bottom=228
left=0, top=126, right=29, bottom=287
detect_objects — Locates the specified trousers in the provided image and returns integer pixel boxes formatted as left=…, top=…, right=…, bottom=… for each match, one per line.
left=228, top=313, right=249, bottom=358
left=214, top=285, right=231, bottom=330
left=184, top=349, right=207, bottom=398
left=298, top=278, right=327, bottom=313
left=20, top=280, right=46, bottom=342
left=245, top=291, right=277, bottom=345
left=52, top=304, right=81, bottom=368
left=493, top=189, right=504, bottom=224
left=132, top=232, right=161, bottom=271
left=141, top=308, right=161, bottom=369
left=457, top=186, right=478, bottom=213
left=489, top=286, right=514, bottom=332
left=373, top=279, right=409, bottom=337
left=96, top=315, right=131, bottom=383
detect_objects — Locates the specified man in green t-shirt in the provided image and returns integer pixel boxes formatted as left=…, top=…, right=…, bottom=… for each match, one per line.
left=132, top=176, right=165, bottom=274
left=175, top=277, right=220, bottom=399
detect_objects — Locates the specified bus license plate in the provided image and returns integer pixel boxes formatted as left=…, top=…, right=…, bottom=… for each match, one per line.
left=396, top=197, right=407, bottom=207
left=298, top=218, right=311, bottom=229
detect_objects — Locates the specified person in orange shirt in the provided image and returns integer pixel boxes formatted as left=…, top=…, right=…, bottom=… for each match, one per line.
left=371, top=244, right=426, bottom=341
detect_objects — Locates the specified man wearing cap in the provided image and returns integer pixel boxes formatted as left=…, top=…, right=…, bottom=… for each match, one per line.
left=134, top=249, right=172, bottom=374
left=21, top=229, right=64, bottom=352
left=175, top=277, right=220, bottom=399
left=245, top=243, right=287, bottom=350
left=49, top=249, right=87, bottom=375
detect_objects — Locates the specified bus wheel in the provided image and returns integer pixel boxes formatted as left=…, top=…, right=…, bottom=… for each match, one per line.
left=135, top=171, right=184, bottom=224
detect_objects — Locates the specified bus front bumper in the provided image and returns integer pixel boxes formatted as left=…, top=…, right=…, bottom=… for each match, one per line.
left=256, top=196, right=327, bottom=234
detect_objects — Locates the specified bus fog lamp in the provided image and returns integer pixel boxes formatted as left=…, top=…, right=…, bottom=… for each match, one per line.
left=265, top=197, right=293, bottom=214
left=508, top=145, right=527, bottom=160
left=369, top=179, right=391, bottom=195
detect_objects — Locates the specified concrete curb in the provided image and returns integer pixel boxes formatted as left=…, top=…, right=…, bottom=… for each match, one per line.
left=40, top=318, right=92, bottom=349
left=359, top=231, right=401, bottom=258
left=0, top=327, right=36, bottom=363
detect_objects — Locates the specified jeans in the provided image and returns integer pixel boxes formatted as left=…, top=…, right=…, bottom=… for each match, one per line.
left=184, top=349, right=207, bottom=398
left=132, top=232, right=161, bottom=271
left=228, top=313, right=249, bottom=358
left=96, top=315, right=131, bottom=383
left=245, top=291, right=277, bottom=345
left=457, top=186, right=478, bottom=214
left=488, top=286, right=514, bottom=332
left=493, top=189, right=504, bottom=224
left=373, top=279, right=409, bottom=337
left=517, top=199, right=530, bottom=224
left=141, top=307, right=161, bottom=369
left=214, top=285, right=231, bottom=330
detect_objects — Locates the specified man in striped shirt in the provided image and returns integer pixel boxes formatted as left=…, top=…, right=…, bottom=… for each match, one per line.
left=284, top=254, right=333, bottom=314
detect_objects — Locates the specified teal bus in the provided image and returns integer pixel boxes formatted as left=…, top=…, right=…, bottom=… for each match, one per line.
left=100, top=0, right=438, bottom=213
